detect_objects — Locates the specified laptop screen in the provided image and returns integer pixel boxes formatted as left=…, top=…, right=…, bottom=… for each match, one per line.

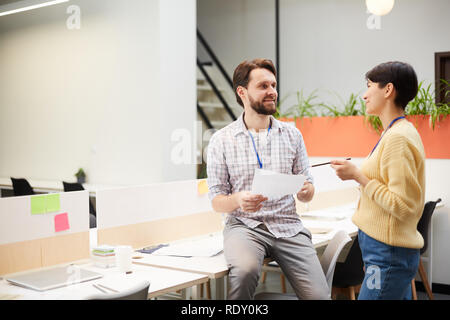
left=5, top=266, right=103, bottom=291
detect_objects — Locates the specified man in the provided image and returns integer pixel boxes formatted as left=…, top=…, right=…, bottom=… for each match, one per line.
left=207, top=58, right=329, bottom=300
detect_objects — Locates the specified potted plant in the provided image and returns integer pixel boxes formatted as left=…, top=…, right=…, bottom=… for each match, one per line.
left=75, top=168, right=86, bottom=184
left=276, top=81, right=450, bottom=158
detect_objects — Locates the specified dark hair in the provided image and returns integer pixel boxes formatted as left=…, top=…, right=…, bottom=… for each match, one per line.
left=365, top=61, right=418, bottom=110
left=232, top=58, right=277, bottom=107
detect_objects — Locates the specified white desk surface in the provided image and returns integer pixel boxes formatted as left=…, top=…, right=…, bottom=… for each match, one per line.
left=131, top=209, right=358, bottom=279
left=0, top=177, right=118, bottom=196
left=134, top=252, right=228, bottom=279
left=0, top=261, right=208, bottom=300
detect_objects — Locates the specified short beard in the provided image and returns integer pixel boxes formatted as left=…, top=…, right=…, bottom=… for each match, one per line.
left=249, top=96, right=276, bottom=115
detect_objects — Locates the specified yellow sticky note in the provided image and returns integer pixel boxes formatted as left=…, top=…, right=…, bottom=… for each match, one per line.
left=31, top=195, right=46, bottom=215
left=46, top=194, right=60, bottom=213
left=197, top=180, right=209, bottom=195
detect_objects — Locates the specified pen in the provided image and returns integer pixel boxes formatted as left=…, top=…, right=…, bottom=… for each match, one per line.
left=97, top=283, right=119, bottom=293
left=299, top=158, right=351, bottom=174
left=92, top=283, right=107, bottom=293
left=311, top=158, right=351, bottom=168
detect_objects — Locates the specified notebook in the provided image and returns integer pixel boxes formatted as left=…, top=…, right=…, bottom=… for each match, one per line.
left=5, top=266, right=103, bottom=292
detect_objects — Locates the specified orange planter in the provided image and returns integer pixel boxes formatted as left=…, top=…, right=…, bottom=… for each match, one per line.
left=407, top=115, right=450, bottom=159
left=280, top=115, right=450, bottom=159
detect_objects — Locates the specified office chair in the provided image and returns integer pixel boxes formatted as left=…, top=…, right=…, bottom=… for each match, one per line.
left=10, top=177, right=35, bottom=196
left=331, top=236, right=364, bottom=300
left=254, top=230, right=352, bottom=300
left=411, top=198, right=442, bottom=300
left=86, top=280, right=150, bottom=300
left=63, top=181, right=97, bottom=228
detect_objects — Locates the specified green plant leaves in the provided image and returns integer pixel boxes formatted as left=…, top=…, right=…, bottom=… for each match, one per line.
left=275, top=80, right=450, bottom=132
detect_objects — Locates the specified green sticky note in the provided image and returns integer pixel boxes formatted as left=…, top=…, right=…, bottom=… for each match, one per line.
left=46, top=194, right=60, bottom=213
left=31, top=195, right=46, bottom=215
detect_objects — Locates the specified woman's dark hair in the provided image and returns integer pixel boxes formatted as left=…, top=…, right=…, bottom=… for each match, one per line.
left=233, top=58, right=277, bottom=107
left=365, top=61, right=418, bottom=110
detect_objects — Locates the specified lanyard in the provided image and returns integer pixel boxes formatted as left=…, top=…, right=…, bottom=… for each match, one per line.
left=247, top=121, right=272, bottom=169
left=370, top=116, right=405, bottom=156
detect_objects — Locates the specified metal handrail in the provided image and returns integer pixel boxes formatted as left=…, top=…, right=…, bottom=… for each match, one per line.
left=197, top=103, right=214, bottom=129
left=197, top=29, right=233, bottom=89
left=197, top=58, right=237, bottom=121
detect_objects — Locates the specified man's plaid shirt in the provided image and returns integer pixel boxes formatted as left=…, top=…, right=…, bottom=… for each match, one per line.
left=207, top=113, right=313, bottom=238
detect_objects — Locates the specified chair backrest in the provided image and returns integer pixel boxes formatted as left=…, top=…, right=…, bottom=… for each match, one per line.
left=62, top=181, right=85, bottom=192
left=63, top=181, right=96, bottom=217
left=86, top=280, right=150, bottom=300
left=10, top=177, right=35, bottom=196
left=418, top=198, right=441, bottom=255
left=332, top=235, right=365, bottom=287
left=319, top=230, right=352, bottom=291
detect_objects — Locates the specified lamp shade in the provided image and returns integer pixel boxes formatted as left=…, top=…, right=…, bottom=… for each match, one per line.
left=366, top=0, right=395, bottom=16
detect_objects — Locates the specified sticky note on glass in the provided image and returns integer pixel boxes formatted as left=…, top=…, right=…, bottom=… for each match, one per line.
left=31, top=195, right=47, bottom=215
left=46, top=194, right=60, bottom=213
left=54, top=213, right=70, bottom=232
left=197, top=180, right=209, bottom=195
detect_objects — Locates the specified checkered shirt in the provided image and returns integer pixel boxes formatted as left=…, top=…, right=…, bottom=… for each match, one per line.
left=207, top=113, right=313, bottom=238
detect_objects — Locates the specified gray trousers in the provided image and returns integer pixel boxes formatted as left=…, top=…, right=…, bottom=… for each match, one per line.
left=224, top=217, right=330, bottom=300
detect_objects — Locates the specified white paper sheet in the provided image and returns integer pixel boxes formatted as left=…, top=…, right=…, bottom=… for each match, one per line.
left=152, top=234, right=224, bottom=257
left=251, top=169, right=307, bottom=199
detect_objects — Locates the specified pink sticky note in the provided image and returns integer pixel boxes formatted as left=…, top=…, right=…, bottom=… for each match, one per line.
left=54, top=213, right=70, bottom=232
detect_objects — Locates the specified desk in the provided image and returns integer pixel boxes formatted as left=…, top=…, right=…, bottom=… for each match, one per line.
left=0, top=261, right=208, bottom=300
left=134, top=250, right=228, bottom=300
left=131, top=212, right=358, bottom=300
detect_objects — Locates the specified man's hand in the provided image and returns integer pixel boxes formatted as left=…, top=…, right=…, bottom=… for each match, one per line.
left=330, top=159, right=369, bottom=187
left=235, top=191, right=268, bottom=213
left=297, top=181, right=314, bottom=202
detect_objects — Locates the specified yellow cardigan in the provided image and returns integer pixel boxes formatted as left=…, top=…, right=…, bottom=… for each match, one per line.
left=352, top=119, right=426, bottom=249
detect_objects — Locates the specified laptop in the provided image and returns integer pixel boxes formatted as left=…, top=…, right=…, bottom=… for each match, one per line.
left=5, top=266, right=103, bottom=291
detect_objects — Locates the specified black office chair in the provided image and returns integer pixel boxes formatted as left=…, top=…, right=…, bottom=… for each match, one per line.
left=63, top=181, right=97, bottom=228
left=331, top=236, right=365, bottom=300
left=10, top=177, right=35, bottom=196
left=411, top=198, right=442, bottom=300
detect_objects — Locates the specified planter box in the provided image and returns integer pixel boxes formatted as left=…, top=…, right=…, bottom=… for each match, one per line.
left=281, top=115, right=450, bottom=159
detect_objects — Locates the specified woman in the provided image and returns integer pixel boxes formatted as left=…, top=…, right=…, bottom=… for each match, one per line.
left=330, top=61, right=425, bottom=300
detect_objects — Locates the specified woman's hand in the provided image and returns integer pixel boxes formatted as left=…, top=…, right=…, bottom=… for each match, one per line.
left=330, top=159, right=369, bottom=187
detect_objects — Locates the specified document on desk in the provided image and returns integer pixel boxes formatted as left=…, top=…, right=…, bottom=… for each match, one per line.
left=301, top=203, right=357, bottom=220
left=152, top=234, right=224, bottom=257
left=251, top=169, right=306, bottom=199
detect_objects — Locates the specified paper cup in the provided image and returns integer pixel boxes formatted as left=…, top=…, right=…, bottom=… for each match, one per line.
left=115, top=245, right=133, bottom=273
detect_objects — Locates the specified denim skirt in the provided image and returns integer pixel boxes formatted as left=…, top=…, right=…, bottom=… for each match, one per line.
left=357, top=229, right=420, bottom=300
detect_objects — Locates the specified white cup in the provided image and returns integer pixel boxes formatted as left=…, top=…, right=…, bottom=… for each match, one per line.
left=115, top=245, right=133, bottom=273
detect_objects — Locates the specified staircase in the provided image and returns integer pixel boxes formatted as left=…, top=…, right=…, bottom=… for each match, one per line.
left=196, top=30, right=242, bottom=178
left=197, top=63, right=241, bottom=130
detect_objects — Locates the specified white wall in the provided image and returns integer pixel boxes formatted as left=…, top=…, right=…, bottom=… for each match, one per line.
left=0, top=0, right=197, bottom=185
left=198, top=0, right=450, bottom=107
left=159, top=0, right=197, bottom=182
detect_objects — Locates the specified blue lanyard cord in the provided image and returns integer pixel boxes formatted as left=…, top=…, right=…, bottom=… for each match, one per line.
left=248, top=123, right=272, bottom=169
left=370, top=116, right=405, bottom=156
